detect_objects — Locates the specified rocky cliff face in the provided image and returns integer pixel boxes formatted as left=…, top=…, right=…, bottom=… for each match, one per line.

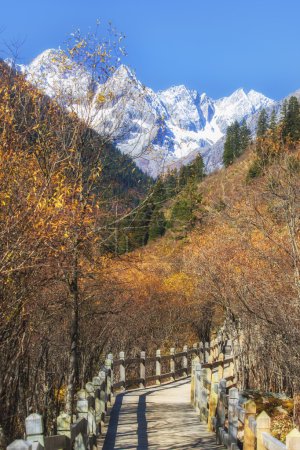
left=15, top=49, right=276, bottom=176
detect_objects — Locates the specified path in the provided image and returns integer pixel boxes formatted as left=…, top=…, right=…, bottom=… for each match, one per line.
left=102, top=378, right=221, bottom=450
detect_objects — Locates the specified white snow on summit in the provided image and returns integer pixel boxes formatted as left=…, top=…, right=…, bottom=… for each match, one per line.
left=17, top=49, right=276, bottom=176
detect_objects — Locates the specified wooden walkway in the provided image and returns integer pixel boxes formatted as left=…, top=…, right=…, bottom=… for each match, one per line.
left=102, top=378, right=222, bottom=450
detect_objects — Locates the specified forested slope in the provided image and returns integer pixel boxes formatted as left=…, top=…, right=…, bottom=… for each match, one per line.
left=1, top=55, right=300, bottom=440
left=110, top=98, right=300, bottom=422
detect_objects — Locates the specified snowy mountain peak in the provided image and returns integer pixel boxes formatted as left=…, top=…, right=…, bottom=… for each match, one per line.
left=231, top=87, right=247, bottom=97
left=19, top=48, right=277, bottom=176
left=200, top=92, right=209, bottom=102
left=247, top=89, right=274, bottom=109
left=111, top=64, right=137, bottom=83
left=29, top=48, right=66, bottom=73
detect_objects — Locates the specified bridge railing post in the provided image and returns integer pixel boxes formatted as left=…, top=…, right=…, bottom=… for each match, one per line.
left=216, top=378, right=226, bottom=444
left=204, top=342, right=210, bottom=363
left=224, top=340, right=234, bottom=388
left=170, top=348, right=175, bottom=381
left=191, top=355, right=200, bottom=405
left=208, top=358, right=221, bottom=431
left=192, top=343, right=198, bottom=357
left=76, top=389, right=88, bottom=420
left=194, top=362, right=201, bottom=412
left=256, top=411, right=271, bottom=450
left=119, top=351, right=125, bottom=391
left=7, top=441, right=35, bottom=450
left=99, top=369, right=107, bottom=430
left=25, top=413, right=44, bottom=446
left=105, top=357, right=112, bottom=405
left=228, top=387, right=239, bottom=449
left=140, top=351, right=146, bottom=388
left=156, top=349, right=161, bottom=385
left=244, top=400, right=256, bottom=450
left=108, top=353, right=114, bottom=397
left=57, top=412, right=71, bottom=439
left=199, top=342, right=204, bottom=363
left=92, top=376, right=102, bottom=434
left=286, top=428, right=300, bottom=450
left=85, top=382, right=97, bottom=440
left=199, top=367, right=210, bottom=422
left=182, top=345, right=188, bottom=377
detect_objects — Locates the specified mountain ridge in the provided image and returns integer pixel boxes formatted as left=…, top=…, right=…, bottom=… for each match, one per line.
left=11, top=49, right=279, bottom=176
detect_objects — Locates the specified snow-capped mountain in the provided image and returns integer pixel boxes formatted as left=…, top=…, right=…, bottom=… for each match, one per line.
left=15, top=49, right=276, bottom=176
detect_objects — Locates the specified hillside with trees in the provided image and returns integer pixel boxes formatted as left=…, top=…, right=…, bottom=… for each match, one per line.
left=1, top=37, right=300, bottom=443
left=105, top=95, right=300, bottom=431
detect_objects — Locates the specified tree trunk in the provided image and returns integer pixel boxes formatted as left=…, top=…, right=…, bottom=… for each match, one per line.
left=65, top=251, right=80, bottom=417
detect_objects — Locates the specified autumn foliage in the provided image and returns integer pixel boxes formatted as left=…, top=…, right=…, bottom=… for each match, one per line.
left=1, top=45, right=300, bottom=441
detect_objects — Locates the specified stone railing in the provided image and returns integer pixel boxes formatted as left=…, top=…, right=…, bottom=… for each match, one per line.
left=6, top=355, right=114, bottom=450
left=112, top=343, right=206, bottom=390
left=191, top=339, right=300, bottom=450
left=7, top=342, right=206, bottom=450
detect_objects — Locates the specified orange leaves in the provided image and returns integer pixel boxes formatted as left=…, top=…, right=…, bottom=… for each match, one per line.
left=163, top=272, right=195, bottom=298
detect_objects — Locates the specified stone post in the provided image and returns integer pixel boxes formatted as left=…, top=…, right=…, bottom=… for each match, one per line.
left=92, top=376, right=101, bottom=399
left=156, top=349, right=161, bottom=385
left=25, top=414, right=44, bottom=446
left=244, top=400, right=256, bottom=450
left=105, top=358, right=112, bottom=404
left=191, top=356, right=200, bottom=405
left=99, top=369, right=107, bottom=416
left=208, top=362, right=221, bottom=431
left=286, top=428, right=300, bottom=450
left=140, top=351, right=146, bottom=388
left=199, top=367, right=210, bottom=422
left=192, top=343, right=198, bottom=356
left=199, top=342, right=204, bottom=363
left=204, top=342, right=210, bottom=363
left=85, top=382, right=96, bottom=437
left=182, top=345, right=188, bottom=377
left=92, top=376, right=101, bottom=433
left=216, top=379, right=226, bottom=444
left=256, top=411, right=271, bottom=450
left=119, top=351, right=126, bottom=390
left=76, top=389, right=88, bottom=420
left=170, top=348, right=175, bottom=381
left=224, top=340, right=234, bottom=387
left=7, top=441, right=33, bottom=450
left=107, top=353, right=114, bottom=397
left=194, top=362, right=202, bottom=412
left=228, top=387, right=239, bottom=449
left=57, top=412, right=71, bottom=438
left=99, top=369, right=107, bottom=432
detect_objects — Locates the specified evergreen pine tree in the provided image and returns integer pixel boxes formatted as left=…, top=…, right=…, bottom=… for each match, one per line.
left=163, top=169, right=178, bottom=198
left=269, top=109, right=277, bottom=132
left=269, top=109, right=277, bottom=141
left=223, top=120, right=250, bottom=167
left=256, top=109, right=269, bottom=137
left=240, top=119, right=251, bottom=149
left=282, top=96, right=300, bottom=142
left=281, top=99, right=288, bottom=123
left=148, top=209, right=166, bottom=240
left=151, top=178, right=167, bottom=206
left=190, top=154, right=205, bottom=182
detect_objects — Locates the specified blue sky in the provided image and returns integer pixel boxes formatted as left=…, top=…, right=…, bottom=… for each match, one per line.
left=1, top=0, right=300, bottom=100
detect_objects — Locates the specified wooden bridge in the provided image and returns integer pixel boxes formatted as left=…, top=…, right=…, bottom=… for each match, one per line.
left=7, top=339, right=300, bottom=450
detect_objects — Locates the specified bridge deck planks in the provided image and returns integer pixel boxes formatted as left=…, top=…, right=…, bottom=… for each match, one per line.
left=101, top=378, right=222, bottom=450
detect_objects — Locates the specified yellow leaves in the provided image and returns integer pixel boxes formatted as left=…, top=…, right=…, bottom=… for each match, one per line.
left=90, top=165, right=102, bottom=181
left=96, top=93, right=106, bottom=104
left=55, top=386, right=66, bottom=403
left=163, top=272, right=194, bottom=297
